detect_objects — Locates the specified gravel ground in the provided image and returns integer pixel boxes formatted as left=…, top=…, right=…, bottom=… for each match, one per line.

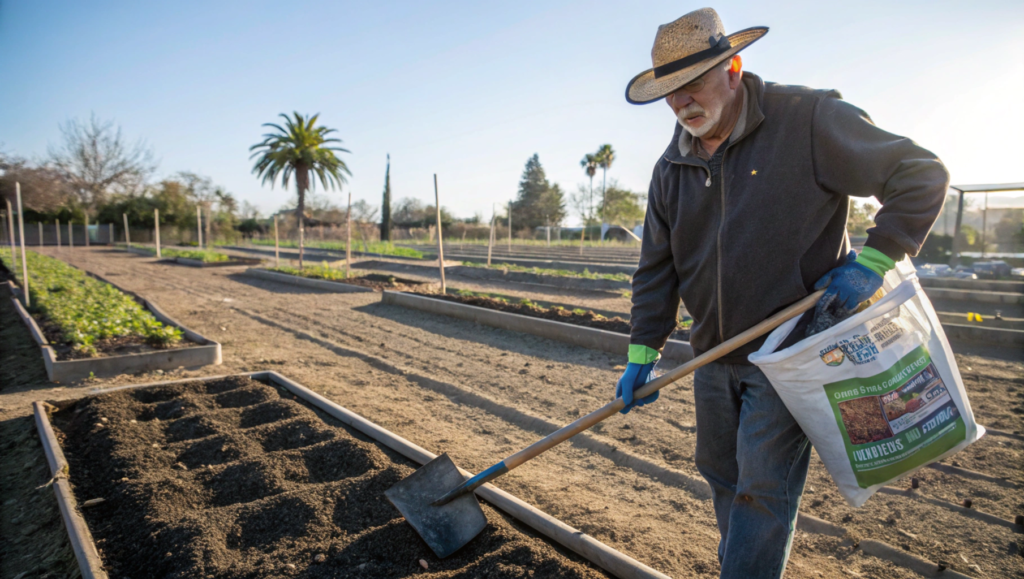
left=1, top=246, right=1021, bottom=579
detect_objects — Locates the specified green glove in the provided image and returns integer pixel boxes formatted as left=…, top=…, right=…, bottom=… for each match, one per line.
left=628, top=344, right=660, bottom=365
left=855, top=247, right=896, bottom=278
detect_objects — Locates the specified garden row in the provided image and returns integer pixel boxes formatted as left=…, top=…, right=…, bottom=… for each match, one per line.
left=121, top=244, right=261, bottom=267
left=34, top=372, right=666, bottom=579
left=2, top=249, right=220, bottom=381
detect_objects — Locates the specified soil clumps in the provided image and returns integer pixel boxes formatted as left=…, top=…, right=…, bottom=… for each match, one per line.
left=51, top=376, right=608, bottom=578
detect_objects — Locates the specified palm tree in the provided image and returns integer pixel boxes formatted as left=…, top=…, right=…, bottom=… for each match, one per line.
left=580, top=153, right=598, bottom=234
left=250, top=112, right=351, bottom=268
left=595, top=144, right=615, bottom=241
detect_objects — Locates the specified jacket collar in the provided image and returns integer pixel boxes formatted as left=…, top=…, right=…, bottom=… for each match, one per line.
left=663, top=72, right=766, bottom=167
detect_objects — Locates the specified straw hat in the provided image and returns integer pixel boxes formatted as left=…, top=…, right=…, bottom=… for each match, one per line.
left=626, top=8, right=767, bottom=104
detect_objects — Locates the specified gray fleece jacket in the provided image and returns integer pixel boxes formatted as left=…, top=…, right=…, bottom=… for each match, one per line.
left=630, top=73, right=949, bottom=364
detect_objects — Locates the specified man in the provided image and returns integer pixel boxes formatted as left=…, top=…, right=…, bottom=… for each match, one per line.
left=617, top=8, right=948, bottom=578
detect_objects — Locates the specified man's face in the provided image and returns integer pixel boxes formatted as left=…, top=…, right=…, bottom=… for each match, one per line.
left=666, top=60, right=738, bottom=138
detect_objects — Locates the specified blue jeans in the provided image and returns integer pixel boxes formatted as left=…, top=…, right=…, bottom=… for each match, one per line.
left=693, top=362, right=812, bottom=579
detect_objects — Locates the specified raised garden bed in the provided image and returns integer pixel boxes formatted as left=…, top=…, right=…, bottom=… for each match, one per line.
left=2, top=252, right=220, bottom=382
left=243, top=267, right=433, bottom=293
left=450, top=264, right=631, bottom=292
left=438, top=291, right=689, bottom=341
left=36, top=372, right=667, bottom=579
left=382, top=291, right=693, bottom=362
left=120, top=245, right=262, bottom=267
left=252, top=239, right=425, bottom=259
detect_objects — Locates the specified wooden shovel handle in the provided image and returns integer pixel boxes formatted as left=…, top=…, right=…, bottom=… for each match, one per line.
left=503, top=290, right=824, bottom=471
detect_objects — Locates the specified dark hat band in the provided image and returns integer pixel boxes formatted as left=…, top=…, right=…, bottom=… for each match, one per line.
left=652, top=35, right=732, bottom=79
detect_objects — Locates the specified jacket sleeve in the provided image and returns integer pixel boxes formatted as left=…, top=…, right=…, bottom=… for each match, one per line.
left=812, top=96, right=950, bottom=259
left=629, top=171, right=681, bottom=352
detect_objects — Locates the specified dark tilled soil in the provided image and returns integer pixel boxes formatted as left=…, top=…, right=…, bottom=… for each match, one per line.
left=420, top=293, right=690, bottom=341
left=50, top=377, right=608, bottom=578
left=341, top=273, right=432, bottom=292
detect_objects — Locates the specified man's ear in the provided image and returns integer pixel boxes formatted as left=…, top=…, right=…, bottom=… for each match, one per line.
left=728, top=55, right=743, bottom=89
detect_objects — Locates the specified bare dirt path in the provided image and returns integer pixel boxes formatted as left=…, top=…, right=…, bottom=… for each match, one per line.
left=3, top=247, right=1021, bottom=578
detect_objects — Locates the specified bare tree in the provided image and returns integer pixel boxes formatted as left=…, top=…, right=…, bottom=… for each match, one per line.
left=0, top=154, right=74, bottom=212
left=48, top=114, right=157, bottom=206
left=350, top=200, right=379, bottom=224
left=240, top=201, right=262, bottom=220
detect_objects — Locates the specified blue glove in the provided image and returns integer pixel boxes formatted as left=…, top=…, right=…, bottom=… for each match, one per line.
left=807, top=250, right=885, bottom=336
left=616, top=362, right=659, bottom=414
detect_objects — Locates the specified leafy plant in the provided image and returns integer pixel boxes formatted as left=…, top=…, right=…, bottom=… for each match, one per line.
left=162, top=248, right=230, bottom=263
left=465, top=261, right=631, bottom=282
left=251, top=239, right=422, bottom=259
left=117, top=245, right=230, bottom=263
left=2, top=250, right=182, bottom=356
left=269, top=262, right=352, bottom=281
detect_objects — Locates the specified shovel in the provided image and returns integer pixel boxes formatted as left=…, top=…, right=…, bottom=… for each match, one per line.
left=386, top=289, right=825, bottom=558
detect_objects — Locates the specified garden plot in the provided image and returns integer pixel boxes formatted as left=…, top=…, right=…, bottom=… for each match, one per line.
left=399, top=242, right=642, bottom=266
left=24, top=247, right=1024, bottom=578
left=244, top=264, right=434, bottom=293
left=382, top=290, right=692, bottom=362
left=246, top=239, right=425, bottom=259
left=2, top=250, right=220, bottom=382
left=43, top=375, right=625, bottom=578
left=120, top=244, right=262, bottom=267
left=451, top=263, right=632, bottom=292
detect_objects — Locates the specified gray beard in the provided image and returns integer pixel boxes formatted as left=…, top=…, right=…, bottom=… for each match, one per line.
left=677, top=104, right=722, bottom=138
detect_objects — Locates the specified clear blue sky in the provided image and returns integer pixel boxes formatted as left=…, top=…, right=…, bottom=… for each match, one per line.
left=2, top=1, right=1022, bottom=223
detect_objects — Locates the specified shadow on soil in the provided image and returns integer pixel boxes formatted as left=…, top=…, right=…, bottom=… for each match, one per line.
left=1, top=282, right=51, bottom=394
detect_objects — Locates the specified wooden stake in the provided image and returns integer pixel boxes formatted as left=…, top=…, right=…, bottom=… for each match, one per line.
left=6, top=200, right=19, bottom=282
left=56, top=219, right=61, bottom=248
left=16, top=183, right=29, bottom=306
left=0, top=209, right=8, bottom=262
left=346, top=193, right=352, bottom=270
left=487, top=203, right=495, bottom=266
left=67, top=220, right=73, bottom=250
left=273, top=215, right=280, bottom=268
left=507, top=200, right=512, bottom=254
left=108, top=223, right=114, bottom=245
left=154, top=209, right=162, bottom=258
left=205, top=206, right=211, bottom=249
left=123, top=213, right=131, bottom=247
left=84, top=214, right=90, bottom=247
left=434, top=174, right=446, bottom=294
left=38, top=222, right=43, bottom=247
left=1, top=210, right=8, bottom=262
left=196, top=205, right=203, bottom=249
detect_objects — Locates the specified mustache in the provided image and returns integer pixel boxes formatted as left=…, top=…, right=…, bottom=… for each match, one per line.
left=677, top=103, right=706, bottom=122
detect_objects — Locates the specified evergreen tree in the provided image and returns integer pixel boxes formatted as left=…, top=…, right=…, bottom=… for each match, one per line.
left=511, top=154, right=566, bottom=230
left=380, top=154, right=392, bottom=241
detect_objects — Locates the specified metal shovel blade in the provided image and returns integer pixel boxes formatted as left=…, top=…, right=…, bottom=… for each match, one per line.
left=385, top=453, right=487, bottom=558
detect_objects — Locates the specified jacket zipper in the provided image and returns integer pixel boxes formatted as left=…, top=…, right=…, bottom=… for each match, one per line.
left=716, top=151, right=727, bottom=342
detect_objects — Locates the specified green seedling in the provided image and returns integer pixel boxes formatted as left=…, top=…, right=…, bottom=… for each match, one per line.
left=465, top=261, right=630, bottom=282
left=269, top=263, right=354, bottom=282
left=1, top=251, right=183, bottom=356
left=251, top=239, right=423, bottom=259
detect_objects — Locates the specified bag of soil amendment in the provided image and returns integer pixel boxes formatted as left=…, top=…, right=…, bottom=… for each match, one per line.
left=748, top=258, right=985, bottom=506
